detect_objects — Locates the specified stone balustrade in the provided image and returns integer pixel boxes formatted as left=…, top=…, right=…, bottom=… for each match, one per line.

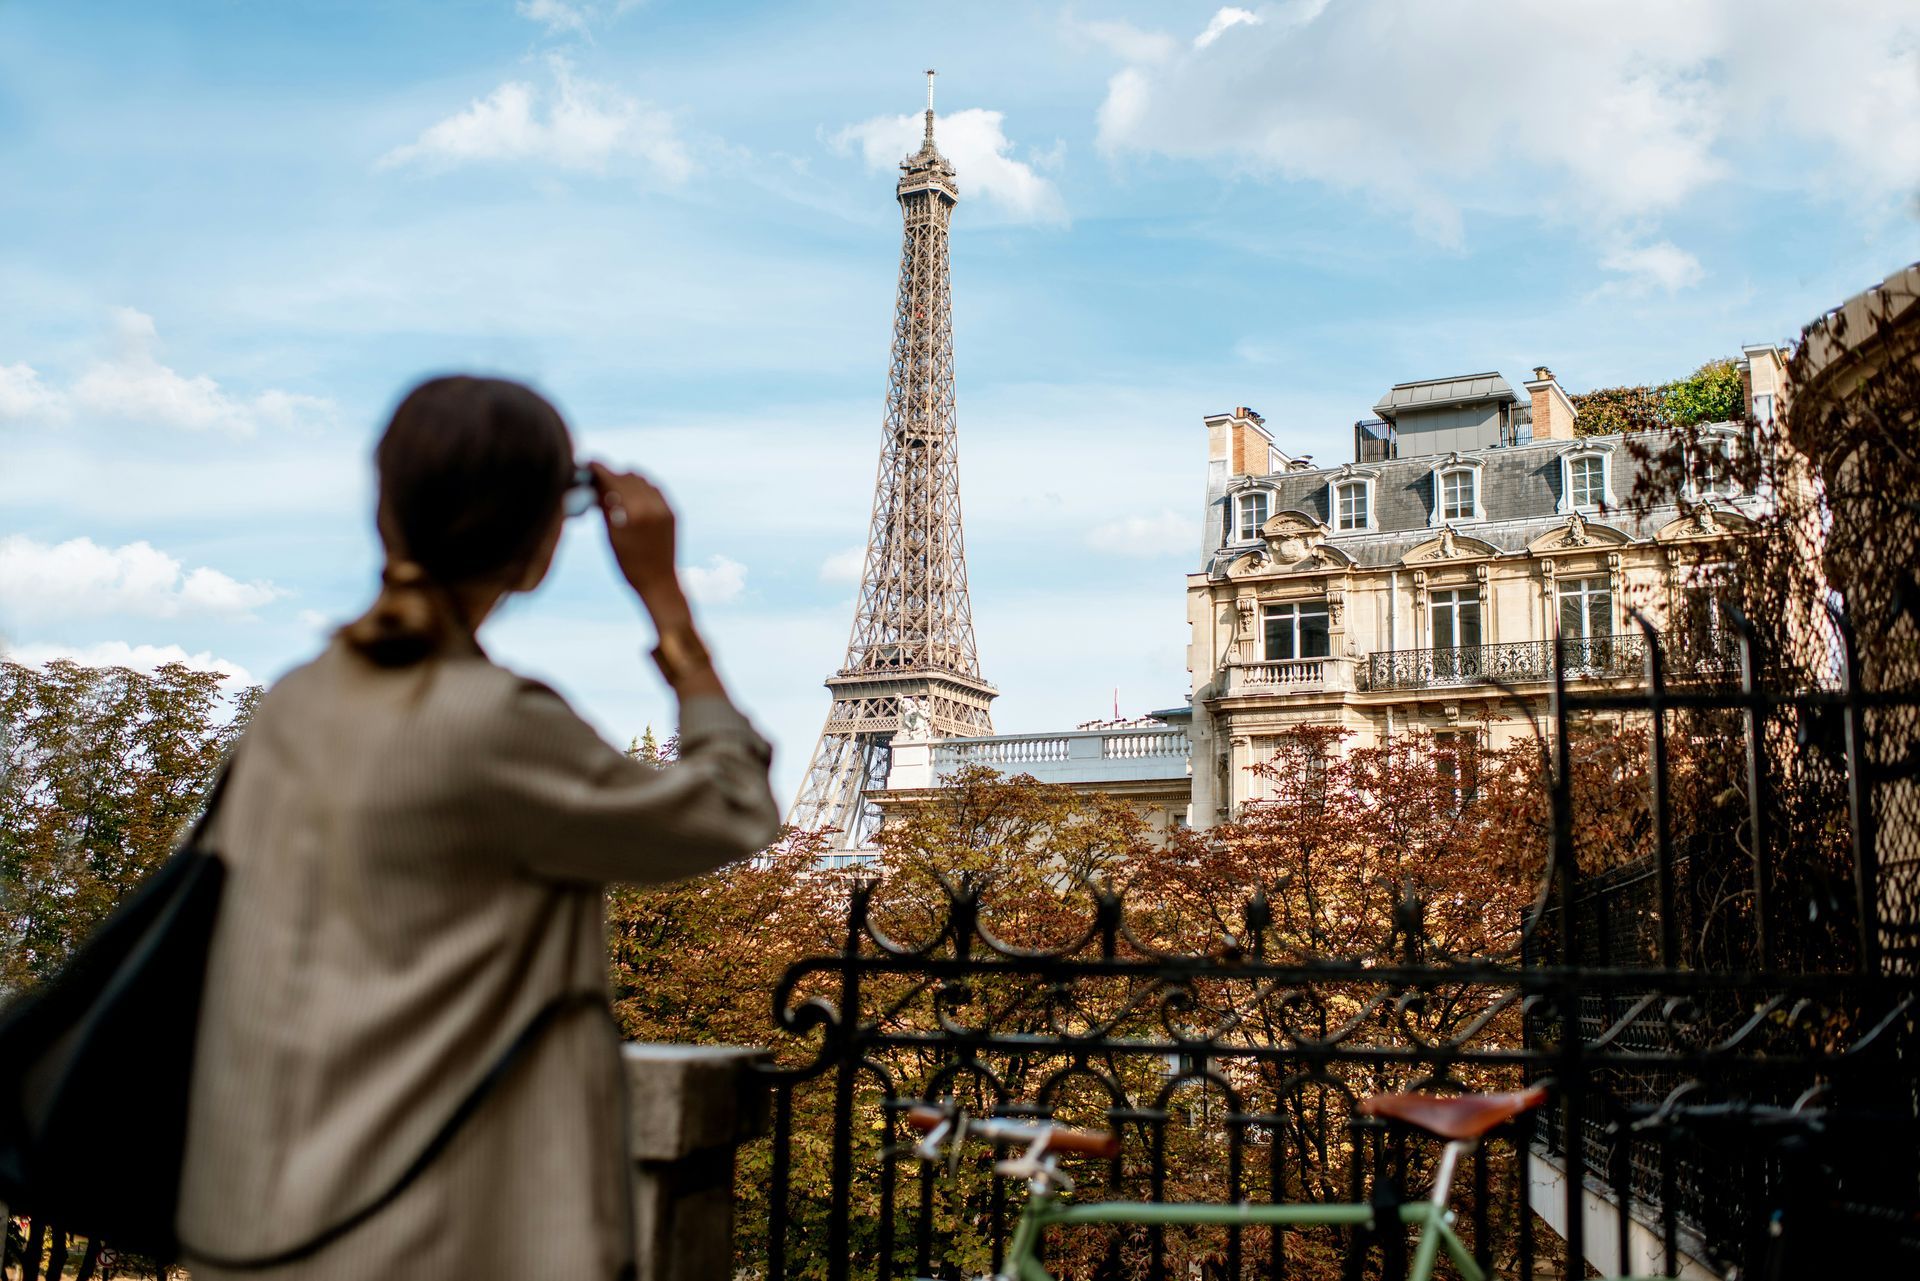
left=1222, top=656, right=1352, bottom=695
left=886, top=723, right=1192, bottom=790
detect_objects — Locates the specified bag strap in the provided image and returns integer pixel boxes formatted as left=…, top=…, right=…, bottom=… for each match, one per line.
left=186, top=756, right=237, bottom=849
left=182, top=989, right=611, bottom=1270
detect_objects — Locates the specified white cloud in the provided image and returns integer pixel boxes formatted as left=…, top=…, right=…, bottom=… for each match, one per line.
left=1, top=640, right=256, bottom=695
left=0, top=535, right=284, bottom=623
left=681, top=553, right=747, bottom=604
left=516, top=0, right=591, bottom=36
left=0, top=362, right=68, bottom=425
left=513, top=0, right=649, bottom=35
left=379, top=55, right=691, bottom=181
left=67, top=307, right=332, bottom=437
left=1086, top=510, right=1193, bottom=558
left=1074, top=18, right=1179, bottom=65
left=1193, top=7, right=1261, bottom=50
left=1597, top=240, right=1706, bottom=295
left=833, top=108, right=1068, bottom=225
left=1089, top=0, right=1920, bottom=270
left=818, top=545, right=866, bottom=585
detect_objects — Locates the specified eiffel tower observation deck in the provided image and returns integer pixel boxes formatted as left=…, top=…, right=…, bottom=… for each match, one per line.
left=788, top=71, right=997, bottom=851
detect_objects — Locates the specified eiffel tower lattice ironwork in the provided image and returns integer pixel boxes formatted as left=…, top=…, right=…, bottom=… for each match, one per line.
left=789, top=70, right=996, bottom=850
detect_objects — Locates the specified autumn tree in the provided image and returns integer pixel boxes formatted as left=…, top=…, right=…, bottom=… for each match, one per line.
left=1663, top=357, right=1747, bottom=428
left=1571, top=358, right=1747, bottom=438
left=0, top=660, right=258, bottom=994
left=1572, top=383, right=1670, bottom=437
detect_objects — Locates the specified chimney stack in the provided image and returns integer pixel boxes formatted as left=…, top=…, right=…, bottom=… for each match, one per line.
left=1205, top=406, right=1285, bottom=478
left=1740, top=344, right=1787, bottom=425
left=1522, top=367, right=1578, bottom=441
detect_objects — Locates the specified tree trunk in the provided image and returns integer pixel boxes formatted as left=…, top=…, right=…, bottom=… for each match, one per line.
left=45, top=1226, right=69, bottom=1280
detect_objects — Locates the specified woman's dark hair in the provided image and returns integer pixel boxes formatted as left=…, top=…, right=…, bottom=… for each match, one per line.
left=342, top=375, right=574, bottom=667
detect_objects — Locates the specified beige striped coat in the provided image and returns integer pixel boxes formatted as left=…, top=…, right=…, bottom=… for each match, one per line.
left=177, top=635, right=779, bottom=1278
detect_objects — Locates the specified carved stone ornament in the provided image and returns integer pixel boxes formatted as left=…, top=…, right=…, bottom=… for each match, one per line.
left=1228, top=547, right=1272, bottom=577
left=1692, top=504, right=1721, bottom=535
left=1405, top=525, right=1500, bottom=565
left=1260, top=510, right=1329, bottom=565
left=1563, top=511, right=1590, bottom=546
left=1234, top=596, right=1256, bottom=635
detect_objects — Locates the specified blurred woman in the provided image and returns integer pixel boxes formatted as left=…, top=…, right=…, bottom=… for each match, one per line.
left=177, top=375, right=779, bottom=1278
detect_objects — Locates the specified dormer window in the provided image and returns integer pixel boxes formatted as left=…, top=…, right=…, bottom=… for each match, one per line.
left=1335, top=480, right=1370, bottom=531
left=1427, top=457, right=1485, bottom=527
left=1235, top=490, right=1269, bottom=542
left=1327, top=468, right=1379, bottom=533
left=1690, top=431, right=1738, bottom=498
left=1557, top=445, right=1616, bottom=514
left=1568, top=456, right=1604, bottom=508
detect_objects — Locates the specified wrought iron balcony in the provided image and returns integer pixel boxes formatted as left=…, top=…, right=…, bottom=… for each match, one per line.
left=1364, top=634, right=1649, bottom=692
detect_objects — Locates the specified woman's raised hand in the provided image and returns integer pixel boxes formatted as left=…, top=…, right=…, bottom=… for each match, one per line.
left=589, top=462, right=680, bottom=606
left=587, top=462, right=724, bottom=698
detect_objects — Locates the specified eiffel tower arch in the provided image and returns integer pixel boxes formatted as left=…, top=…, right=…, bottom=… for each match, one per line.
left=789, top=71, right=997, bottom=850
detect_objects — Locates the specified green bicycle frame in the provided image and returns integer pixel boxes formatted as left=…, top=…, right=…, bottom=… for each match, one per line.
left=994, top=1191, right=1486, bottom=1281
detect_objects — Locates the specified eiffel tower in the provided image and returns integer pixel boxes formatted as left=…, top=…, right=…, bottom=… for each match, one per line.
left=789, top=71, right=996, bottom=850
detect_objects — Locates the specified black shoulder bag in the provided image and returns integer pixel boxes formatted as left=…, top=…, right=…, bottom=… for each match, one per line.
left=0, top=762, right=606, bottom=1267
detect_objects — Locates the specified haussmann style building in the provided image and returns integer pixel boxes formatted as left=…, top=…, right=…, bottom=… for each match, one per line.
left=1186, top=353, right=1787, bottom=825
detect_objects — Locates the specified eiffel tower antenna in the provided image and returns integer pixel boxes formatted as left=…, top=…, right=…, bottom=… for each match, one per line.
left=788, top=70, right=996, bottom=850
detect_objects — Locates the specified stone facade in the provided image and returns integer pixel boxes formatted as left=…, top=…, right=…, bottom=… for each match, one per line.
left=1187, top=359, right=1787, bottom=826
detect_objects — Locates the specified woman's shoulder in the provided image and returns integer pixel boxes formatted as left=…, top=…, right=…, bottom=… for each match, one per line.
left=249, top=638, right=573, bottom=737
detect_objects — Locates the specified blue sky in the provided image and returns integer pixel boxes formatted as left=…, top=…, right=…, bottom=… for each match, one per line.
left=2, top=0, right=1916, bottom=804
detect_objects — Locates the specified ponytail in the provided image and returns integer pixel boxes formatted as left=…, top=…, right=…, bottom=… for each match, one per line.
left=340, top=560, right=457, bottom=668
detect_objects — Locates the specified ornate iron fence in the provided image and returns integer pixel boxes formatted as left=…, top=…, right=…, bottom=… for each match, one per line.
left=751, top=618, right=1920, bottom=1280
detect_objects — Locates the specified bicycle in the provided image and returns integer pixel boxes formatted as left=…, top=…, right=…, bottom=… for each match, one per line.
left=904, top=1086, right=1673, bottom=1281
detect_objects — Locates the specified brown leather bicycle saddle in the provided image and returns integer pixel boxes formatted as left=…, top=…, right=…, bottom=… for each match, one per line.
left=1359, top=1087, right=1549, bottom=1140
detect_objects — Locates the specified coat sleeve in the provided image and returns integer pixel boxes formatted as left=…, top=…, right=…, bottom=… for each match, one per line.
left=470, top=678, right=782, bottom=886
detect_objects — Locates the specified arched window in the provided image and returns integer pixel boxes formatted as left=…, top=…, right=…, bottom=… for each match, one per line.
left=1234, top=490, right=1269, bottom=542
left=1569, top=456, right=1604, bottom=506
left=1327, top=467, right=1379, bottom=532
left=1439, top=468, right=1476, bottom=520
left=1557, top=445, right=1616, bottom=514
left=1426, top=457, right=1485, bottom=527
left=1687, top=427, right=1741, bottom=499
left=1334, top=480, right=1370, bottom=531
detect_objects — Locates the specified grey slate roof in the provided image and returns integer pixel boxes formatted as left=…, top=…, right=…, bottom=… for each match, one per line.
left=1206, top=426, right=1747, bottom=576
left=1374, top=372, right=1517, bottom=418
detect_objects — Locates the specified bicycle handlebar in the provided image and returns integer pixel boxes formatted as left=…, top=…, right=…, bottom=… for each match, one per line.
left=906, top=1104, right=1122, bottom=1160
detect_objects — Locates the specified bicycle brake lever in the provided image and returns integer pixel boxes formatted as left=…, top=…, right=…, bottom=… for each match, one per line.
left=948, top=1110, right=969, bottom=1179
left=913, top=1117, right=953, bottom=1164
left=993, top=1154, right=1073, bottom=1195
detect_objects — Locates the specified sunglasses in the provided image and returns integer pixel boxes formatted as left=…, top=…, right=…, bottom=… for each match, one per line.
left=564, top=465, right=596, bottom=518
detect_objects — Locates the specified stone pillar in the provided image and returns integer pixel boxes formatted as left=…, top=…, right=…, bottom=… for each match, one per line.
left=624, top=1043, right=770, bottom=1281
left=886, top=734, right=933, bottom=789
